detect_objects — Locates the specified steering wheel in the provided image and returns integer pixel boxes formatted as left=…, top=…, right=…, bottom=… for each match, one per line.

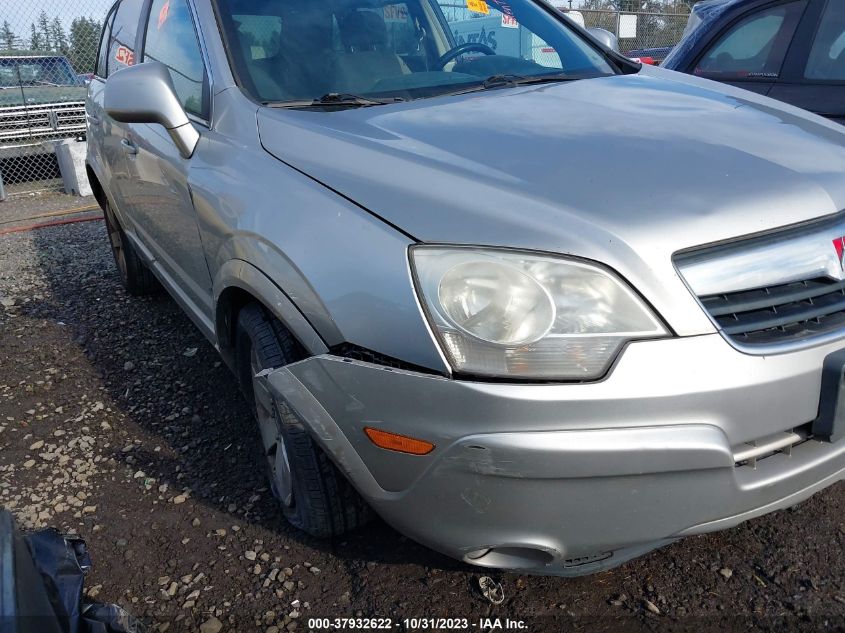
left=436, top=42, right=496, bottom=69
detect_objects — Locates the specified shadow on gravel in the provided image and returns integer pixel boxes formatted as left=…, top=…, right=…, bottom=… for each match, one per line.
left=25, top=218, right=469, bottom=574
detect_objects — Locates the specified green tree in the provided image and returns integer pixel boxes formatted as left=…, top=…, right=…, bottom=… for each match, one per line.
left=69, top=17, right=102, bottom=74
left=1, top=21, right=15, bottom=51
left=37, top=11, right=52, bottom=50
left=30, top=23, right=44, bottom=51
left=51, top=17, right=69, bottom=55
left=635, top=0, right=690, bottom=48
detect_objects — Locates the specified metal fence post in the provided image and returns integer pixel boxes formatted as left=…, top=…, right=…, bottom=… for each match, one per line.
left=0, top=167, right=6, bottom=202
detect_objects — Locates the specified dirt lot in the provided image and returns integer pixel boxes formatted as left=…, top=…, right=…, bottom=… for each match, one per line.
left=1, top=194, right=844, bottom=633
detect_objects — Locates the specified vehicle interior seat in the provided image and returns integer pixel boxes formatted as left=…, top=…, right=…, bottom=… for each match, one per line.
left=234, top=27, right=285, bottom=101
left=235, top=10, right=335, bottom=101
left=333, top=10, right=411, bottom=94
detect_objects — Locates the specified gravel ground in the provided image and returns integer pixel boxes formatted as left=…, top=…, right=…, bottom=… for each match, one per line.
left=1, top=212, right=844, bottom=633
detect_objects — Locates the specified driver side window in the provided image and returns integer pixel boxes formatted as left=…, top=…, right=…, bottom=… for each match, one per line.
left=694, top=2, right=805, bottom=79
left=142, top=0, right=209, bottom=119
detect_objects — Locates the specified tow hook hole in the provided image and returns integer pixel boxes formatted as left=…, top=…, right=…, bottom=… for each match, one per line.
left=465, top=546, right=555, bottom=569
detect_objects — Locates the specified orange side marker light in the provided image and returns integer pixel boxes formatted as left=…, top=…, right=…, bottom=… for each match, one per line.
left=364, top=427, right=435, bottom=455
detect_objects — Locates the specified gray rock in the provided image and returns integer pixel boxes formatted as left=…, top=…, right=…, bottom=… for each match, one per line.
left=200, top=617, right=223, bottom=633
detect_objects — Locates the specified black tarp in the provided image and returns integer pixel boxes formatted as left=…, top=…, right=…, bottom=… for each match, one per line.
left=0, top=510, right=144, bottom=633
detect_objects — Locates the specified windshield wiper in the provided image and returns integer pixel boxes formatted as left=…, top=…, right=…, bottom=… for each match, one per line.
left=438, top=72, right=581, bottom=98
left=266, top=92, right=404, bottom=109
left=316, top=92, right=403, bottom=106
left=481, top=74, right=528, bottom=88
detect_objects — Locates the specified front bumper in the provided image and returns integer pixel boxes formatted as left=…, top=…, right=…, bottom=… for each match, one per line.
left=261, top=333, right=845, bottom=576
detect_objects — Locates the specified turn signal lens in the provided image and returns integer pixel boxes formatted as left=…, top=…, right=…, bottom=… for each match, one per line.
left=364, top=427, right=435, bottom=455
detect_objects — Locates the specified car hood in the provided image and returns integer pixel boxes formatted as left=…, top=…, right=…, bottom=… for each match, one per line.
left=0, top=85, right=86, bottom=108
left=257, top=66, right=845, bottom=334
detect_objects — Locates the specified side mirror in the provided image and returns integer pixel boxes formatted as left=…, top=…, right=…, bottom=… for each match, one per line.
left=587, top=27, right=620, bottom=53
left=104, top=61, right=200, bottom=159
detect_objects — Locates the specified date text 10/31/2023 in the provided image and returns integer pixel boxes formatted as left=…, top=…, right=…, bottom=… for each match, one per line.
left=307, top=617, right=529, bottom=630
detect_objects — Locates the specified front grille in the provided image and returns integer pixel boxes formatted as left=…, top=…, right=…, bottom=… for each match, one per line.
left=0, top=105, right=33, bottom=141
left=26, top=102, right=87, bottom=138
left=0, top=102, right=86, bottom=143
left=562, top=551, right=612, bottom=568
left=701, top=277, right=845, bottom=346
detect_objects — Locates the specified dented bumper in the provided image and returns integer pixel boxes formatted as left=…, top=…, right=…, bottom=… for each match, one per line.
left=261, top=334, right=845, bottom=576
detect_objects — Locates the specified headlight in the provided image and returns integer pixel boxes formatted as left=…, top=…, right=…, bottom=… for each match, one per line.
left=411, top=247, right=668, bottom=380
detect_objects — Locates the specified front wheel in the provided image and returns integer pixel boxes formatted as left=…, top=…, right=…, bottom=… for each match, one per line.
left=236, top=304, right=372, bottom=537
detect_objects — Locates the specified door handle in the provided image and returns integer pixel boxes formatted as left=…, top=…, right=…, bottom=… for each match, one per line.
left=121, top=138, right=139, bottom=155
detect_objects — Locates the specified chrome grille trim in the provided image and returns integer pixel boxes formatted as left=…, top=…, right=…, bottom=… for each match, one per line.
left=677, top=214, right=845, bottom=297
left=0, top=101, right=86, bottom=143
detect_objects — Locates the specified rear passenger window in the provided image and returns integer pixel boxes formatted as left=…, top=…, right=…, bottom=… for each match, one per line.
left=108, top=0, right=144, bottom=76
left=805, top=0, right=845, bottom=81
left=695, top=2, right=805, bottom=79
left=142, top=0, right=209, bottom=119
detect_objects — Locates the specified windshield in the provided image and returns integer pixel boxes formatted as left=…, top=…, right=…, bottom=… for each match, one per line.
left=0, top=58, right=81, bottom=88
left=214, top=0, right=616, bottom=105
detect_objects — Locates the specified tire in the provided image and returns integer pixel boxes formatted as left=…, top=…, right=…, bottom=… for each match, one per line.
left=236, top=303, right=372, bottom=538
left=102, top=200, right=159, bottom=296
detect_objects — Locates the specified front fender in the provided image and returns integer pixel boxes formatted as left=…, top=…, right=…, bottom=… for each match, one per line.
left=213, top=258, right=330, bottom=364
left=189, top=110, right=449, bottom=372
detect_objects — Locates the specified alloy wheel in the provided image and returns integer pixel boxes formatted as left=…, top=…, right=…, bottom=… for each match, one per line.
left=103, top=208, right=128, bottom=280
left=251, top=349, right=294, bottom=508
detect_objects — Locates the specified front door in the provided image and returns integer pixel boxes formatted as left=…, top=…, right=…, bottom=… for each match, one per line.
left=118, top=0, right=213, bottom=316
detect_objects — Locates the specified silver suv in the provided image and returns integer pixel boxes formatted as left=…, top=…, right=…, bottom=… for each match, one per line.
left=87, top=0, right=845, bottom=576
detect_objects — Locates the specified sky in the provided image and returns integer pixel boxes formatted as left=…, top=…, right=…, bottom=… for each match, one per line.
left=5, top=0, right=116, bottom=37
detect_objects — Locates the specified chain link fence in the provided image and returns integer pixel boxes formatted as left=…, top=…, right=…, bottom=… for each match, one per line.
left=0, top=0, right=111, bottom=197
left=576, top=8, right=690, bottom=55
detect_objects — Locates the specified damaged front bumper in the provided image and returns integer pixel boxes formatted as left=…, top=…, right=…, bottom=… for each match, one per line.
left=259, top=333, right=845, bottom=576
